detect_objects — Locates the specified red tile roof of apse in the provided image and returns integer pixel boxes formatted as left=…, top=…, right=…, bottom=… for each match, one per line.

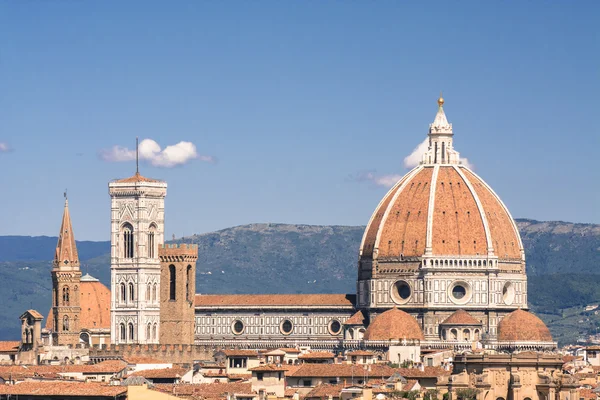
left=45, top=277, right=110, bottom=330
left=497, top=309, right=553, bottom=342
left=363, top=308, right=424, bottom=341
left=441, top=310, right=481, bottom=325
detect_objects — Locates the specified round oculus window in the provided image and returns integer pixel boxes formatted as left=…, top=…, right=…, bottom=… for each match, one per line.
left=280, top=319, right=293, bottom=335
left=391, top=280, right=412, bottom=304
left=452, top=285, right=466, bottom=299
left=502, top=282, right=515, bottom=305
left=448, top=281, right=472, bottom=305
left=329, top=319, right=342, bottom=335
left=232, top=320, right=245, bottom=335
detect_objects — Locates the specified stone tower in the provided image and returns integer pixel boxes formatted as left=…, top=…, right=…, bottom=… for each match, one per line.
left=159, top=244, right=197, bottom=345
left=51, top=197, right=82, bottom=346
left=109, top=171, right=167, bottom=344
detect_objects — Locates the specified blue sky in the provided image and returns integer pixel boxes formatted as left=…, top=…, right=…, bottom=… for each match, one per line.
left=1, top=1, right=598, bottom=241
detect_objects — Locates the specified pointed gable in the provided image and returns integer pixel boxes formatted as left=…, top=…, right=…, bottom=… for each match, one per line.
left=54, top=199, right=80, bottom=268
left=344, top=310, right=365, bottom=326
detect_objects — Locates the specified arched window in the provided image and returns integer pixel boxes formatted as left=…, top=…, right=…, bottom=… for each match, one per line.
left=186, top=265, right=192, bottom=301
left=122, top=223, right=134, bottom=258
left=120, top=323, right=126, bottom=341
left=120, top=283, right=126, bottom=303
left=63, top=315, right=70, bottom=331
left=169, top=265, right=176, bottom=301
left=152, top=323, right=157, bottom=340
left=474, top=329, right=480, bottom=341
left=63, top=287, right=70, bottom=306
left=128, top=282, right=135, bottom=302
left=146, top=283, right=151, bottom=301
left=450, top=328, right=457, bottom=340
left=128, top=323, right=134, bottom=341
left=80, top=332, right=90, bottom=345
left=463, top=329, right=471, bottom=341
left=146, top=323, right=151, bottom=340
left=152, top=283, right=157, bottom=302
left=148, top=224, right=156, bottom=258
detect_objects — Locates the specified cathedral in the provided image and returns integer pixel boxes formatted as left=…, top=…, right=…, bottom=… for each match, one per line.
left=42, top=96, right=556, bottom=356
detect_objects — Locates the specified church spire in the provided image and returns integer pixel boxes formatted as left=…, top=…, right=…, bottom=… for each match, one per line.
left=54, top=194, right=80, bottom=269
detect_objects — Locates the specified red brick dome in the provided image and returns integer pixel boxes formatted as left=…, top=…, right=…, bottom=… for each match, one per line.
left=359, top=165, right=523, bottom=264
left=363, top=308, right=424, bottom=341
left=497, top=309, right=553, bottom=342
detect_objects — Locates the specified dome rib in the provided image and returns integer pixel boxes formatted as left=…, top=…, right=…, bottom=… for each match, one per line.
left=462, top=169, right=524, bottom=261
left=424, top=165, right=440, bottom=255
left=372, top=166, right=425, bottom=259
left=359, top=166, right=420, bottom=258
left=454, top=166, right=494, bottom=255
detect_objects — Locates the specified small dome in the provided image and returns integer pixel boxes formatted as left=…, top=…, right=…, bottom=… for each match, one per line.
left=497, top=309, right=552, bottom=342
left=364, top=308, right=424, bottom=341
left=441, top=309, right=481, bottom=326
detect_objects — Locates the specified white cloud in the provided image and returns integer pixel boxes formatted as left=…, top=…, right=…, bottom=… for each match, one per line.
left=460, top=157, right=474, bottom=169
left=352, top=171, right=403, bottom=189
left=100, top=139, right=215, bottom=168
left=403, top=138, right=428, bottom=169
left=0, top=142, right=11, bottom=153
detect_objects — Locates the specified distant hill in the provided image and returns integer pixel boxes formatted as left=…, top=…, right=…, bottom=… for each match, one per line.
left=0, top=218, right=598, bottom=345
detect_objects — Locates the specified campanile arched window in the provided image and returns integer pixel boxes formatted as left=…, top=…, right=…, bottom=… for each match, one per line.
left=169, top=265, right=176, bottom=301
left=148, top=224, right=157, bottom=258
left=62, top=287, right=70, bottom=306
left=120, top=323, right=126, bottom=341
left=128, top=282, right=135, bottom=302
left=122, top=223, right=134, bottom=259
left=63, top=316, right=70, bottom=331
left=128, top=323, right=134, bottom=341
left=120, top=283, right=126, bottom=303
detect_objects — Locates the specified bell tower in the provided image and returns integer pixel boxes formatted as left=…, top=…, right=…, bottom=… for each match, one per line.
left=159, top=244, right=197, bottom=345
left=109, top=145, right=167, bottom=344
left=51, top=195, right=81, bottom=346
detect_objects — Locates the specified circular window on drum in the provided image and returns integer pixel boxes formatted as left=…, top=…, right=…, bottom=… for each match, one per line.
left=502, top=282, right=515, bottom=305
left=328, top=319, right=342, bottom=335
left=280, top=319, right=294, bottom=335
left=231, top=320, right=245, bottom=335
left=448, top=281, right=472, bottom=305
left=390, top=280, right=412, bottom=304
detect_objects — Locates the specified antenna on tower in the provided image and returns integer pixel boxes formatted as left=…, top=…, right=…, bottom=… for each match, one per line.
left=135, top=137, right=139, bottom=174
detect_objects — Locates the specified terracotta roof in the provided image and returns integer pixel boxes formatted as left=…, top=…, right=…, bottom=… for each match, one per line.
left=363, top=308, right=424, bottom=341
left=53, top=199, right=80, bottom=268
left=497, top=309, right=553, bottom=342
left=21, top=309, right=44, bottom=320
left=0, top=382, right=127, bottom=397
left=346, top=350, right=374, bottom=357
left=285, top=388, right=299, bottom=397
left=344, top=311, right=365, bottom=326
left=299, top=351, right=335, bottom=359
left=124, top=356, right=168, bottom=364
left=195, top=294, right=355, bottom=307
left=360, top=165, right=522, bottom=261
left=0, top=361, right=126, bottom=378
left=441, top=310, right=481, bottom=325
left=288, top=364, right=396, bottom=378
left=306, top=383, right=346, bottom=398
left=130, top=367, right=188, bottom=379
left=249, top=364, right=288, bottom=372
left=153, top=382, right=252, bottom=400
left=45, top=279, right=111, bottom=331
left=223, top=349, right=259, bottom=357
left=563, top=355, right=576, bottom=363
left=113, top=172, right=161, bottom=183
left=403, top=379, right=418, bottom=391
left=278, top=347, right=301, bottom=354
left=0, top=341, right=20, bottom=353
left=580, top=389, right=596, bottom=400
